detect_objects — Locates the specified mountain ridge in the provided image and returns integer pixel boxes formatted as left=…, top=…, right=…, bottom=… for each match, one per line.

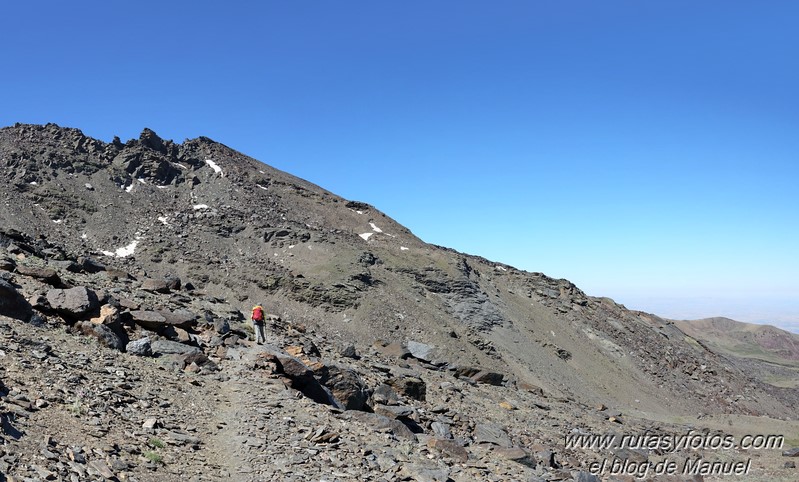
left=2, top=122, right=797, bottom=481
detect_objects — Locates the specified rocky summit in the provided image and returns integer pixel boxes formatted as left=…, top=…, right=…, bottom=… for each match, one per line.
left=0, top=123, right=797, bottom=482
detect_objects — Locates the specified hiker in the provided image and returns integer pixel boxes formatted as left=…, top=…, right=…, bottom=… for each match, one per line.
left=251, top=304, right=266, bottom=345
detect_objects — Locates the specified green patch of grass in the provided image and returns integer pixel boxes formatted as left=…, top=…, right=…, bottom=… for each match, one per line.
left=784, top=437, right=799, bottom=448
left=148, top=437, right=166, bottom=449
left=143, top=451, right=163, bottom=464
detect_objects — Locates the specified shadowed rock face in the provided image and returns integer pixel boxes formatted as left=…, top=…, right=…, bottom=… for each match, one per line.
left=0, top=123, right=798, bottom=481
left=0, top=279, right=33, bottom=321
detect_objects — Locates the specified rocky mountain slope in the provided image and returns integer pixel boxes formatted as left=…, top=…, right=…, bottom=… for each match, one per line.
left=1, top=123, right=797, bottom=481
left=675, top=317, right=799, bottom=389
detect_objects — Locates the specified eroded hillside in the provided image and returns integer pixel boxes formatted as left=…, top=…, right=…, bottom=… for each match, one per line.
left=1, top=123, right=797, bottom=481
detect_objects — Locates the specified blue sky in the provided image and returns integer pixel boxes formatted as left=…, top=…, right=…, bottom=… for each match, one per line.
left=2, top=1, right=797, bottom=331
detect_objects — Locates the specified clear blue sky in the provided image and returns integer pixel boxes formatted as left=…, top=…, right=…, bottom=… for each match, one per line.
left=2, top=1, right=797, bottom=331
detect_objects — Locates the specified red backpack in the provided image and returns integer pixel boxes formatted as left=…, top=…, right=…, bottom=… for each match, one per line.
left=252, top=306, right=265, bottom=323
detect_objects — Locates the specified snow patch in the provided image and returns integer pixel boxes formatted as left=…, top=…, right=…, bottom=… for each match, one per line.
left=193, top=204, right=210, bottom=210
left=137, top=178, right=146, bottom=184
left=400, top=246, right=409, bottom=251
left=496, top=266, right=508, bottom=272
left=205, top=159, right=224, bottom=176
left=125, top=184, right=134, bottom=193
left=29, top=181, right=38, bottom=185
left=52, top=219, right=63, bottom=224
left=369, top=222, right=383, bottom=233
left=102, top=234, right=143, bottom=258
left=81, top=233, right=87, bottom=240
left=157, top=185, right=169, bottom=189
left=257, top=184, right=268, bottom=191
left=359, top=233, right=374, bottom=241
left=157, top=216, right=169, bottom=225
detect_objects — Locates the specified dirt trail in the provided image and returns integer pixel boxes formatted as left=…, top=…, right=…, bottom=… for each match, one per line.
left=202, top=343, right=294, bottom=481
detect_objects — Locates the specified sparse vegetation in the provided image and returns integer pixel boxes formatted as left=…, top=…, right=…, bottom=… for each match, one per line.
left=148, top=437, right=166, bottom=449
left=143, top=451, right=163, bottom=464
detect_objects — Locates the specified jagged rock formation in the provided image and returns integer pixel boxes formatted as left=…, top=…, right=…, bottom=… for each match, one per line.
left=1, top=123, right=797, bottom=481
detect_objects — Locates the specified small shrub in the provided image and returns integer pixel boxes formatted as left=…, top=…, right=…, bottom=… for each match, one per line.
left=148, top=437, right=165, bottom=449
left=143, top=451, right=163, bottom=464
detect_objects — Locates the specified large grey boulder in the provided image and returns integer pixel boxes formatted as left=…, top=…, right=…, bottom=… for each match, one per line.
left=150, top=340, right=200, bottom=356
left=406, top=340, right=437, bottom=362
left=126, top=337, right=153, bottom=356
left=46, top=286, right=98, bottom=319
left=474, top=423, right=513, bottom=447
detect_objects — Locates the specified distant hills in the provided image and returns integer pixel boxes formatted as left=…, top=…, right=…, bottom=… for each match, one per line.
left=675, top=317, right=799, bottom=388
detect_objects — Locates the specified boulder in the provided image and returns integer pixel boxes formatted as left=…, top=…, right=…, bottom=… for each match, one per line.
left=316, top=365, right=369, bottom=411
left=0, top=279, right=33, bottom=321
left=386, top=376, right=426, bottom=401
left=50, top=260, right=81, bottom=272
left=126, top=337, right=153, bottom=356
left=373, top=404, right=414, bottom=419
left=406, top=340, right=437, bottom=362
left=16, top=265, right=61, bottom=285
left=347, top=411, right=417, bottom=441
left=159, top=309, right=195, bottom=329
left=267, top=349, right=341, bottom=408
left=431, top=421, right=453, bottom=439
left=427, top=438, right=468, bottom=463
left=130, top=310, right=166, bottom=328
left=471, top=370, right=504, bottom=386
left=339, top=344, right=358, bottom=358
left=141, top=279, right=170, bottom=294
left=273, top=352, right=313, bottom=378
left=130, top=309, right=195, bottom=331
left=46, top=286, right=98, bottom=319
left=0, top=257, right=15, bottom=271
left=372, top=384, right=400, bottom=405
left=213, top=318, right=230, bottom=335
left=74, top=321, right=124, bottom=351
left=494, top=447, right=536, bottom=467
left=783, top=447, right=799, bottom=457
left=376, top=341, right=411, bottom=359
left=90, top=305, right=119, bottom=325
left=78, top=257, right=106, bottom=273
left=150, top=340, right=200, bottom=356
left=474, top=423, right=513, bottom=447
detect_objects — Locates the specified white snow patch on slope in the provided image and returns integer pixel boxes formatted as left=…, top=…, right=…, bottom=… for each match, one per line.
left=157, top=185, right=169, bottom=189
left=138, top=178, right=146, bottom=184
left=369, top=222, right=383, bottom=233
left=52, top=219, right=63, bottom=224
left=400, top=246, right=409, bottom=251
left=125, top=184, right=134, bottom=193
left=102, top=234, right=142, bottom=258
left=205, top=159, right=223, bottom=175
left=257, top=184, right=268, bottom=191
left=158, top=216, right=169, bottom=225
left=30, top=181, right=38, bottom=185
left=359, top=233, right=374, bottom=241
left=193, top=204, right=210, bottom=210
